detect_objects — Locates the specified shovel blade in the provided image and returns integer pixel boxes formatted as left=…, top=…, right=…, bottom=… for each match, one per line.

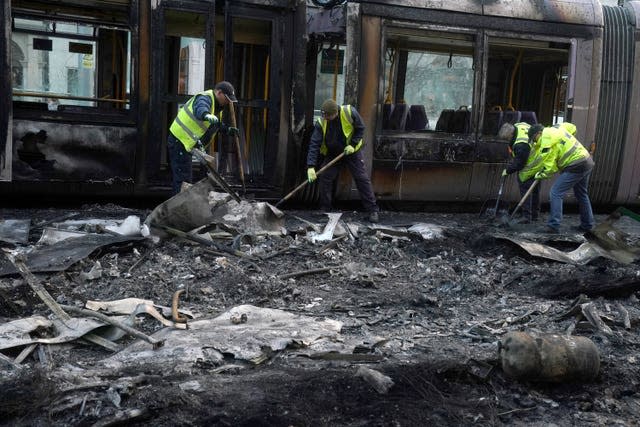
left=479, top=199, right=511, bottom=219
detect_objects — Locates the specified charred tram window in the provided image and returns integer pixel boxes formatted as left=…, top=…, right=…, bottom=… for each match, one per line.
left=484, top=38, right=570, bottom=135
left=382, top=30, right=475, bottom=134
left=11, top=16, right=131, bottom=110
left=314, top=43, right=347, bottom=120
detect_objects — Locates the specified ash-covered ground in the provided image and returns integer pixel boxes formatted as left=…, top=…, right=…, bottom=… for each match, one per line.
left=1, top=202, right=639, bottom=426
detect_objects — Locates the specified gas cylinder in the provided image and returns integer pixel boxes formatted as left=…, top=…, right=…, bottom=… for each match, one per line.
left=499, top=331, right=600, bottom=382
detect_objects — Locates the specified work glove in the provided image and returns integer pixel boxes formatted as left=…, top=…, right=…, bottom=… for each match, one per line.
left=195, top=140, right=205, bottom=151
left=501, top=169, right=508, bottom=177
left=344, top=145, right=355, bottom=155
left=227, top=127, right=239, bottom=137
left=204, top=114, right=219, bottom=125
left=534, top=170, right=548, bottom=180
left=307, top=167, right=317, bottom=183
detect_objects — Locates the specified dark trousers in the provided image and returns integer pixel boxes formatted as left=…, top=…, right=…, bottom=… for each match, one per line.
left=318, top=150, right=378, bottom=213
left=167, top=134, right=193, bottom=195
left=518, top=177, right=540, bottom=221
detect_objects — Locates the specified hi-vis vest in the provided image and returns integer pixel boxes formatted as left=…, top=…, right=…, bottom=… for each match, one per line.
left=317, top=105, right=363, bottom=155
left=169, top=90, right=222, bottom=151
left=553, top=122, right=577, bottom=136
left=539, top=125, right=590, bottom=175
left=511, top=122, right=543, bottom=182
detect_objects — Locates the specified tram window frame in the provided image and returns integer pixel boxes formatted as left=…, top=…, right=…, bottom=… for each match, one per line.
left=482, top=36, right=571, bottom=136
left=314, top=42, right=347, bottom=121
left=382, top=29, right=476, bottom=135
left=11, top=15, right=132, bottom=114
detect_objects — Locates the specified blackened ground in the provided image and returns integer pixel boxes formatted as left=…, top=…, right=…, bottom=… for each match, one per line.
left=0, top=205, right=639, bottom=426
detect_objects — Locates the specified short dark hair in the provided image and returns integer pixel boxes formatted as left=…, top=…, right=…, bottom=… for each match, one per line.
left=528, top=124, right=544, bottom=140
left=320, top=99, right=339, bottom=116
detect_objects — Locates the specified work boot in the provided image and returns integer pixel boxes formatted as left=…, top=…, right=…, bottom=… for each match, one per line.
left=571, top=225, right=592, bottom=233
left=368, top=211, right=379, bottom=223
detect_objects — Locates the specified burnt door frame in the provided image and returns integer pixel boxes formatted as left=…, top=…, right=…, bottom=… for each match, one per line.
left=223, top=2, right=285, bottom=186
left=1, top=0, right=11, bottom=181
left=148, top=0, right=216, bottom=185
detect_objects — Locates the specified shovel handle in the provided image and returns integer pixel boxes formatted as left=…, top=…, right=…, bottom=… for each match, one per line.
left=510, top=179, right=539, bottom=219
left=493, top=175, right=506, bottom=217
left=275, top=152, right=346, bottom=208
left=226, top=97, right=245, bottom=192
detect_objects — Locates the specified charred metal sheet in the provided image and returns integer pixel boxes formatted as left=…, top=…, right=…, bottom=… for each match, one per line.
left=496, top=234, right=636, bottom=265
left=0, top=315, right=109, bottom=351
left=12, top=0, right=131, bottom=25
left=344, top=2, right=362, bottom=105
left=12, top=121, right=137, bottom=182
left=355, top=0, right=482, bottom=15
left=145, top=177, right=285, bottom=236
left=467, top=161, right=526, bottom=204
left=0, top=220, right=30, bottom=245
left=482, top=0, right=603, bottom=27
left=371, top=163, right=472, bottom=201
left=102, top=304, right=344, bottom=368
left=144, top=178, right=218, bottom=234
left=307, top=4, right=345, bottom=35
left=475, top=141, right=511, bottom=163
left=0, top=234, right=144, bottom=277
left=357, top=0, right=602, bottom=26
left=360, top=3, right=598, bottom=38
left=227, top=0, right=291, bottom=7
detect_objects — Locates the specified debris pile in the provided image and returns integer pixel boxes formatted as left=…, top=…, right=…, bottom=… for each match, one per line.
left=1, top=194, right=639, bottom=425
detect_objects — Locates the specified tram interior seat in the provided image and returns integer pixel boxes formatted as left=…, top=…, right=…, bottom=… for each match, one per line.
left=387, top=103, right=409, bottom=130
left=483, top=110, right=538, bottom=135
left=451, top=108, right=471, bottom=133
left=435, top=107, right=471, bottom=133
left=406, top=105, right=429, bottom=130
left=435, top=109, right=455, bottom=132
left=484, top=110, right=503, bottom=135
left=519, top=111, right=538, bottom=126
left=502, top=110, right=521, bottom=125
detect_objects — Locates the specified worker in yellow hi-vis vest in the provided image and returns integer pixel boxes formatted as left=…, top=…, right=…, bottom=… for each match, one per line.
left=531, top=124, right=595, bottom=233
left=167, top=81, right=239, bottom=195
left=306, top=99, right=380, bottom=223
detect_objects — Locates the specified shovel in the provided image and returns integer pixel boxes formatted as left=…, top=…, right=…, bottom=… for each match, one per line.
left=479, top=174, right=509, bottom=218
left=500, top=179, right=539, bottom=225
left=275, top=152, right=345, bottom=208
left=225, top=95, right=246, bottom=194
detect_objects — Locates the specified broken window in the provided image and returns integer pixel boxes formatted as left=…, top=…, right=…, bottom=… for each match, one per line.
left=164, top=10, right=206, bottom=96
left=11, top=16, right=131, bottom=110
left=483, top=37, right=570, bottom=135
left=314, top=43, right=347, bottom=120
left=382, top=29, right=475, bottom=134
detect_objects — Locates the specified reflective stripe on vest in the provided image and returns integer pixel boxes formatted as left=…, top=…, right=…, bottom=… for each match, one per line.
left=318, top=105, right=362, bottom=155
left=557, top=129, right=579, bottom=166
left=511, top=122, right=531, bottom=157
left=169, top=90, right=218, bottom=151
left=519, top=153, right=543, bottom=181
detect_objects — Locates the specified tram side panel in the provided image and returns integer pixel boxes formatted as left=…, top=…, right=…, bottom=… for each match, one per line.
left=345, top=2, right=603, bottom=205
left=614, top=1, right=640, bottom=204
